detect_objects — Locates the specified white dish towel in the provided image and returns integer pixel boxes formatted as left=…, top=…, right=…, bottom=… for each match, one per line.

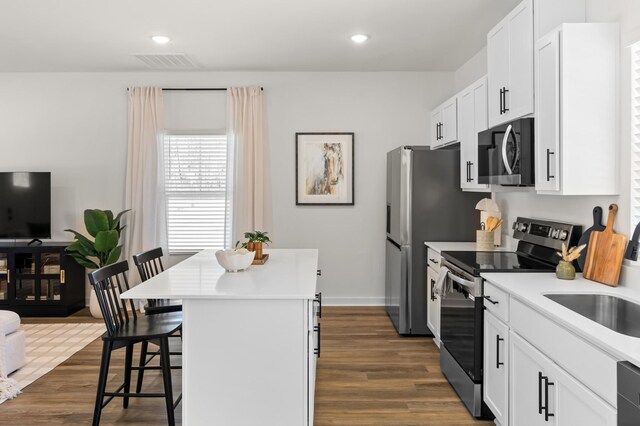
left=433, top=265, right=452, bottom=298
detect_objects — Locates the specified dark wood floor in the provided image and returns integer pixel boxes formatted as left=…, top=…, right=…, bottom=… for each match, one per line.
left=5, top=307, right=487, bottom=425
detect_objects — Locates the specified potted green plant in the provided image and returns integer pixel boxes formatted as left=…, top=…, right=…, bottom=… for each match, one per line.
left=243, top=230, right=271, bottom=260
left=65, top=209, right=129, bottom=317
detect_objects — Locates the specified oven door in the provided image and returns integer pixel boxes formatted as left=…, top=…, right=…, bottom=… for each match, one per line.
left=440, top=265, right=484, bottom=382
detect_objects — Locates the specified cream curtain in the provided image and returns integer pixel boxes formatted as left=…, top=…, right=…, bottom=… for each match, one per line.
left=227, top=87, right=272, bottom=245
left=124, top=87, right=167, bottom=282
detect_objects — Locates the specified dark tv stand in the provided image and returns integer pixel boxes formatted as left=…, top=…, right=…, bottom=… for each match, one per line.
left=27, top=239, right=43, bottom=246
left=0, top=242, right=85, bottom=317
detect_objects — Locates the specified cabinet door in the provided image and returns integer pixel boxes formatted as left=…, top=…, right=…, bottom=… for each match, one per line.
left=459, top=78, right=489, bottom=191
left=553, top=362, right=616, bottom=425
left=431, top=109, right=443, bottom=148
left=487, top=18, right=510, bottom=127
left=535, top=30, right=561, bottom=191
left=426, top=267, right=440, bottom=344
left=0, top=251, right=8, bottom=303
left=510, top=332, right=555, bottom=426
left=441, top=97, right=458, bottom=144
left=484, top=312, right=509, bottom=425
left=506, top=0, right=534, bottom=121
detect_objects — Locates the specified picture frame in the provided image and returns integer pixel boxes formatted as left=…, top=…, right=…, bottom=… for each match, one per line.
left=295, top=132, right=354, bottom=206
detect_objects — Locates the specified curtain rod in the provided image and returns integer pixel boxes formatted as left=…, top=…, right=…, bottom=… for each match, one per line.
left=126, top=87, right=263, bottom=91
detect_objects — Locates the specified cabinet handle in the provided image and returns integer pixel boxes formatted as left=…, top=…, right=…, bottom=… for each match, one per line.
left=499, top=88, right=504, bottom=114
left=546, top=149, right=555, bottom=181
left=314, top=292, right=322, bottom=318
left=468, top=162, right=474, bottom=182
left=317, top=269, right=322, bottom=277
left=538, top=372, right=544, bottom=414
left=483, top=295, right=499, bottom=305
left=60, top=270, right=65, bottom=284
left=428, top=258, right=438, bottom=264
left=544, top=376, right=555, bottom=421
left=7, top=270, right=9, bottom=284
left=496, top=335, right=504, bottom=369
left=430, top=279, right=436, bottom=301
left=314, top=324, right=321, bottom=357
left=502, top=88, right=509, bottom=113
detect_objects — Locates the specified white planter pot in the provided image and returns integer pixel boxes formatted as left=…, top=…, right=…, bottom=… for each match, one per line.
left=89, top=288, right=103, bottom=318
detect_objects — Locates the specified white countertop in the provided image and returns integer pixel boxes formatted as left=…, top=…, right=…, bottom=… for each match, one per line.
left=482, top=272, right=640, bottom=366
left=121, top=249, right=319, bottom=300
left=424, top=241, right=513, bottom=253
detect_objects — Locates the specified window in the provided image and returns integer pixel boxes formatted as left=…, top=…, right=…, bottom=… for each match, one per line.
left=631, top=42, right=640, bottom=229
left=163, top=134, right=230, bottom=254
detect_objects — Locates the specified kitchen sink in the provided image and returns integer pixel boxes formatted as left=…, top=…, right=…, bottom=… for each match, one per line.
left=544, top=294, right=640, bottom=338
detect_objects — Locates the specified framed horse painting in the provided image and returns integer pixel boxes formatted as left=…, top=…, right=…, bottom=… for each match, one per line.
left=295, top=132, right=354, bottom=205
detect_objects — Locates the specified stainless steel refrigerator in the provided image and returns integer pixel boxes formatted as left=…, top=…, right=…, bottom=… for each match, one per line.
left=385, top=146, right=484, bottom=335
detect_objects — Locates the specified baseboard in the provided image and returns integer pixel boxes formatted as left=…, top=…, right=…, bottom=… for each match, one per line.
left=322, top=296, right=385, bottom=306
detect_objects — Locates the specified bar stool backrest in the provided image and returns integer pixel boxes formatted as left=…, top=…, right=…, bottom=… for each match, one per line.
left=88, top=260, right=138, bottom=335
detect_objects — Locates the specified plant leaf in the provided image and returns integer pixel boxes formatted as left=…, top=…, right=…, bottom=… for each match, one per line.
left=104, top=210, right=114, bottom=229
left=64, top=229, right=98, bottom=257
left=84, top=209, right=110, bottom=237
left=105, top=245, right=122, bottom=265
left=68, top=253, right=99, bottom=270
left=94, top=230, right=119, bottom=253
left=111, top=209, right=131, bottom=230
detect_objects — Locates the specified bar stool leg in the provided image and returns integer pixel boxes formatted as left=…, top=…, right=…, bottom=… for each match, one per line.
left=160, top=337, right=176, bottom=426
left=135, top=341, right=148, bottom=393
left=123, top=343, right=134, bottom=408
left=93, top=340, right=113, bottom=426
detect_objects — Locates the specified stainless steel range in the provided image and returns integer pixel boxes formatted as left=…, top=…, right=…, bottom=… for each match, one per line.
left=438, top=217, right=582, bottom=419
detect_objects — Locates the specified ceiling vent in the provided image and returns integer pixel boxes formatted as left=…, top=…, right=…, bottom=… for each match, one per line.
left=132, top=53, right=198, bottom=70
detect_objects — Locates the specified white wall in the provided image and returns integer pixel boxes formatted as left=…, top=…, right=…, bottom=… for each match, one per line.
left=0, top=71, right=454, bottom=305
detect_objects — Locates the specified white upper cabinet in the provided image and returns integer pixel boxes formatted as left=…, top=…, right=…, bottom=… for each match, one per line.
left=535, top=24, right=619, bottom=195
left=430, top=96, right=458, bottom=149
left=458, top=76, right=489, bottom=191
left=487, top=0, right=585, bottom=128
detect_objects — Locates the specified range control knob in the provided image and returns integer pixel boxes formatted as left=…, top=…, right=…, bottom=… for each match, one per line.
left=551, top=229, right=560, bottom=239
left=516, top=222, right=528, bottom=232
left=559, top=230, right=568, bottom=240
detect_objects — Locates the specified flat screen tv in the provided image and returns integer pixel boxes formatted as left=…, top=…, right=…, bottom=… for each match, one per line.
left=0, top=172, right=51, bottom=239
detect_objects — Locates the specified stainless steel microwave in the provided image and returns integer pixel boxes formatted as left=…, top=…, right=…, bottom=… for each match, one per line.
left=477, top=118, right=535, bottom=186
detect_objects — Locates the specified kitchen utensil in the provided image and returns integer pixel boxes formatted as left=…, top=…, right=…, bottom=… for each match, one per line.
left=583, top=204, right=626, bottom=286
left=577, top=206, right=605, bottom=271
left=485, top=216, right=503, bottom=232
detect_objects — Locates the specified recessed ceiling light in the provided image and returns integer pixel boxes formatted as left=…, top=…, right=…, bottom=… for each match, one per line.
left=151, top=35, right=171, bottom=45
left=351, top=34, right=369, bottom=44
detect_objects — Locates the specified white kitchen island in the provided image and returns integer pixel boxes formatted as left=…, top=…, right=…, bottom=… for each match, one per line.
left=120, top=249, right=320, bottom=426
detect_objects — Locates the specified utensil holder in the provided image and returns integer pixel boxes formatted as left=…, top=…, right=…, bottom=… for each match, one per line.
left=476, top=230, right=495, bottom=251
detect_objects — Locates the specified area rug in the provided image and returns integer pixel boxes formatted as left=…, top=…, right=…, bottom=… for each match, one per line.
left=0, top=322, right=104, bottom=404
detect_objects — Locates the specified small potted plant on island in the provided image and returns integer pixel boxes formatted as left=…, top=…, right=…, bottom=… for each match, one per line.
left=243, top=230, right=271, bottom=263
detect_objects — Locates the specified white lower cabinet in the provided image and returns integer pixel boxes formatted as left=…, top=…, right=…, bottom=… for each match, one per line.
left=510, top=332, right=616, bottom=426
left=483, top=282, right=617, bottom=425
left=426, top=266, right=440, bottom=346
left=484, top=311, right=509, bottom=425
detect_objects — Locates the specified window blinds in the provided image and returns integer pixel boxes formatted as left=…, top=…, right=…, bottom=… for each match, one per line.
left=631, top=42, right=640, bottom=229
left=164, top=134, right=229, bottom=254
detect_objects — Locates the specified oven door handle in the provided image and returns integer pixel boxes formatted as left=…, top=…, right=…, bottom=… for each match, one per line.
left=446, top=271, right=477, bottom=293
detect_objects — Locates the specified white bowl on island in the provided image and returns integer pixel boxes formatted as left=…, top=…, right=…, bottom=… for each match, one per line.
left=215, top=248, right=256, bottom=272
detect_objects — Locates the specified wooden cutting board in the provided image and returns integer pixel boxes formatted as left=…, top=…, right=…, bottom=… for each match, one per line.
left=583, top=204, right=626, bottom=286
left=577, top=206, right=605, bottom=271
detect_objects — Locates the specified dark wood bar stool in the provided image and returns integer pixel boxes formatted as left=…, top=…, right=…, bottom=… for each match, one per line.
left=132, top=247, right=182, bottom=315
left=132, top=247, right=183, bottom=394
left=89, top=260, right=182, bottom=426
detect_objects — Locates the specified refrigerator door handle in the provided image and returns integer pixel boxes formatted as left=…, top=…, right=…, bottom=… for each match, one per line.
left=401, top=245, right=412, bottom=333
